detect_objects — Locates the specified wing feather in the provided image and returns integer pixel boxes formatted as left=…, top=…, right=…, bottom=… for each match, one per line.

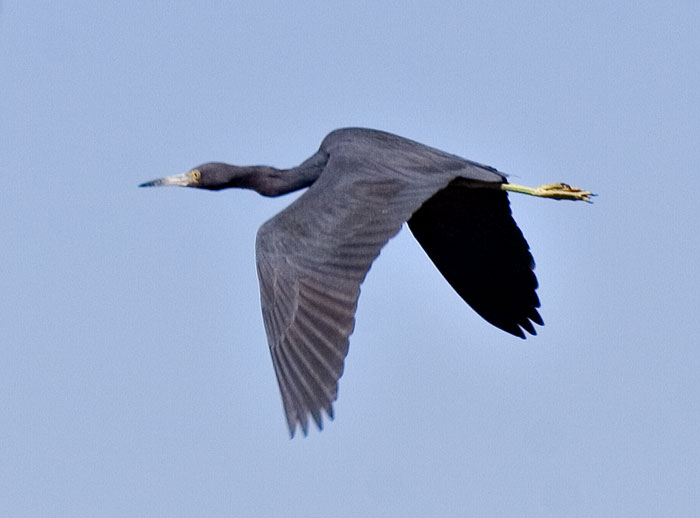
left=255, top=144, right=525, bottom=436
left=408, top=179, right=542, bottom=338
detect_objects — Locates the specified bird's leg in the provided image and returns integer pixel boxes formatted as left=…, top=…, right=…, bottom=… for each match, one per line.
left=501, top=182, right=595, bottom=202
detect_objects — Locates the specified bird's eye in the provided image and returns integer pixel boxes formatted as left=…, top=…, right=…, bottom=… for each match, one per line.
left=190, top=169, right=201, bottom=182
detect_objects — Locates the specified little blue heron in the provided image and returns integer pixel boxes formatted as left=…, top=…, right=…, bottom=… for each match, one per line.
left=140, top=128, right=593, bottom=437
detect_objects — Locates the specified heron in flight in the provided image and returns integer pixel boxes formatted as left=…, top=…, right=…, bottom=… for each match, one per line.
left=140, top=128, right=593, bottom=436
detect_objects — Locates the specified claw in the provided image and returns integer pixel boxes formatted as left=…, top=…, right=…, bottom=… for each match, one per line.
left=534, top=183, right=595, bottom=202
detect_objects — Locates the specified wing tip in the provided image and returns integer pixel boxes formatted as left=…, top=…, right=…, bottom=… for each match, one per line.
left=287, top=404, right=336, bottom=438
left=499, top=312, right=545, bottom=339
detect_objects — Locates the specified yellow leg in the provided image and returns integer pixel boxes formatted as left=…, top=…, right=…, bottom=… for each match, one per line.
left=501, top=182, right=596, bottom=202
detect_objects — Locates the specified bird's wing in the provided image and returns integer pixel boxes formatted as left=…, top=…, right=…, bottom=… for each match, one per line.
left=255, top=153, right=482, bottom=436
left=408, top=178, right=542, bottom=338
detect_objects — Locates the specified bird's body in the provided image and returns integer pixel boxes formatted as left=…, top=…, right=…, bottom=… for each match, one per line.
left=140, top=128, right=593, bottom=436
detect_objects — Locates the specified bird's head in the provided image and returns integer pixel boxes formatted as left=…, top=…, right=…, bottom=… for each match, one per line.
left=139, top=162, right=251, bottom=191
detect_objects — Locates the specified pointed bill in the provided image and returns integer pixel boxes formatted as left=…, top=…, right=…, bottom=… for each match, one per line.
left=139, top=172, right=195, bottom=188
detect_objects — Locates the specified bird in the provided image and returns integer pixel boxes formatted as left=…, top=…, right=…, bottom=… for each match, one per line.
left=140, top=127, right=593, bottom=437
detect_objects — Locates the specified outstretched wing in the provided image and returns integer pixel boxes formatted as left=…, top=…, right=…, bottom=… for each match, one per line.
left=408, top=178, right=542, bottom=338
left=255, top=151, right=502, bottom=436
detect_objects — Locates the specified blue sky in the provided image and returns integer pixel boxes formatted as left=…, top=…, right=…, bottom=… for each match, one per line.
left=2, top=1, right=699, bottom=516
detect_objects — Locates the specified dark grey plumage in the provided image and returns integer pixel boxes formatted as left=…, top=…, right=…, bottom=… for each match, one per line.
left=141, top=128, right=563, bottom=437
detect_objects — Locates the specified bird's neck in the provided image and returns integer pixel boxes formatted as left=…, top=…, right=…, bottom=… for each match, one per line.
left=243, top=149, right=328, bottom=197
left=243, top=167, right=312, bottom=197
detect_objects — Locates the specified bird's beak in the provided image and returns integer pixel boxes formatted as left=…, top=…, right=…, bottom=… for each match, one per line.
left=139, top=171, right=196, bottom=188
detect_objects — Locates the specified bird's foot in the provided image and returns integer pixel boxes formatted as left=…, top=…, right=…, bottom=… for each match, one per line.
left=502, top=182, right=596, bottom=202
left=531, top=183, right=596, bottom=202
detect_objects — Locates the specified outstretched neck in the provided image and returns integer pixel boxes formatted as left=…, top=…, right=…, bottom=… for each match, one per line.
left=235, top=149, right=328, bottom=197
left=244, top=166, right=315, bottom=197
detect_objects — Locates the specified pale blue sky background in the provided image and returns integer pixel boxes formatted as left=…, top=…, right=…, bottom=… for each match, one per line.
left=2, top=1, right=699, bottom=516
